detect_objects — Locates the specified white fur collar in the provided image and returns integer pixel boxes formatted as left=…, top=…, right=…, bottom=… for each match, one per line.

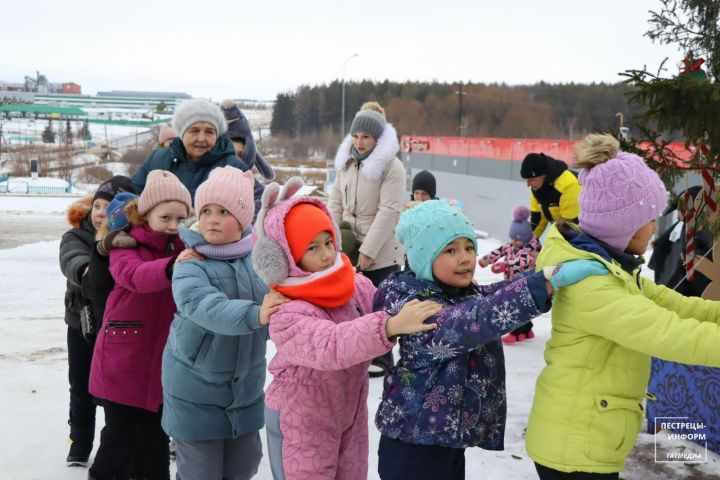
left=333, top=123, right=400, bottom=182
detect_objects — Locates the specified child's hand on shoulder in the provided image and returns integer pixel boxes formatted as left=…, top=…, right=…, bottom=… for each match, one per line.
left=259, top=289, right=290, bottom=326
left=385, top=299, right=442, bottom=338
left=174, top=248, right=203, bottom=266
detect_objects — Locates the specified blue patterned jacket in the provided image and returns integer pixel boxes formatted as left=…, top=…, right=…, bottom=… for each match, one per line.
left=374, top=270, right=550, bottom=449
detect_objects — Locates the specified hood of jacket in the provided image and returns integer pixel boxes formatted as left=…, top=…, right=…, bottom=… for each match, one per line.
left=254, top=193, right=339, bottom=282
left=334, top=123, right=400, bottom=182
left=66, top=195, right=94, bottom=230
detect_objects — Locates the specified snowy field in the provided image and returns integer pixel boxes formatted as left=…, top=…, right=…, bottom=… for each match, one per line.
left=0, top=193, right=719, bottom=479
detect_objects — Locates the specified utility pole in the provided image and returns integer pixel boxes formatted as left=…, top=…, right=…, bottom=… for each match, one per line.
left=340, top=53, right=359, bottom=137
left=455, top=83, right=467, bottom=137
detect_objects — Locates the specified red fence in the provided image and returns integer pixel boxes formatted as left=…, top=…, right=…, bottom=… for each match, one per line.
left=401, top=135, right=693, bottom=165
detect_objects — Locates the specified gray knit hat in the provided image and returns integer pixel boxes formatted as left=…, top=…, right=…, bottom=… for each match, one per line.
left=172, top=99, right=227, bottom=138
left=350, top=110, right=386, bottom=139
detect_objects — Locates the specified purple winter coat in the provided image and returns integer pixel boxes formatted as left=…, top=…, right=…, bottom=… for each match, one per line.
left=89, top=224, right=183, bottom=412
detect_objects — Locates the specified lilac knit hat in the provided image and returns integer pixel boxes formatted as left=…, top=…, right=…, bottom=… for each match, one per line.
left=194, top=166, right=255, bottom=230
left=138, top=170, right=192, bottom=215
left=508, top=205, right=532, bottom=245
left=578, top=151, right=667, bottom=251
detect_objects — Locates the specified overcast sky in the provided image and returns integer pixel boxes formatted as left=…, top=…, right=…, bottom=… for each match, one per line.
left=3, top=0, right=682, bottom=101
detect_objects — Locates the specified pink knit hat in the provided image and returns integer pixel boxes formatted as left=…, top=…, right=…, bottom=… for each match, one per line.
left=158, top=125, right=177, bottom=145
left=138, top=170, right=192, bottom=215
left=194, top=166, right=255, bottom=230
left=578, top=152, right=667, bottom=251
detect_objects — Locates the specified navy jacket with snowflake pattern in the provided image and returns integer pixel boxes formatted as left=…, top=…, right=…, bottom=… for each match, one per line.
left=374, top=269, right=551, bottom=450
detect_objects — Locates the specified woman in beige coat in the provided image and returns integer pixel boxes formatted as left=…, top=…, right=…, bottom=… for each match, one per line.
left=329, top=105, right=406, bottom=376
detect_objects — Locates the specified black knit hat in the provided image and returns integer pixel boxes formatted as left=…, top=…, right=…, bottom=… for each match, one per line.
left=520, top=153, right=549, bottom=178
left=93, top=175, right=137, bottom=202
left=411, top=170, right=436, bottom=199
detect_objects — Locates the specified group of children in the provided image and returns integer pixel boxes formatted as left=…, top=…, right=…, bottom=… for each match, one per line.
left=58, top=131, right=720, bottom=480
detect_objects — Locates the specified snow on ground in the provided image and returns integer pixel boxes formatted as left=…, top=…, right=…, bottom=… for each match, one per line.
left=1, top=194, right=719, bottom=479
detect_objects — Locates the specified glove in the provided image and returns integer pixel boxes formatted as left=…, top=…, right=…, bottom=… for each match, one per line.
left=97, top=230, right=137, bottom=256
left=543, top=259, right=608, bottom=291
left=491, top=262, right=507, bottom=274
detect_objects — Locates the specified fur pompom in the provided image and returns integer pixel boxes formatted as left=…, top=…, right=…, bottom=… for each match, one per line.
left=574, top=133, right=620, bottom=168
left=512, top=205, right=530, bottom=222
left=252, top=236, right=289, bottom=285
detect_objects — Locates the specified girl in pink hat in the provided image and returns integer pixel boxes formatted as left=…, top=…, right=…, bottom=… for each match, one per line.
left=89, top=170, right=192, bottom=480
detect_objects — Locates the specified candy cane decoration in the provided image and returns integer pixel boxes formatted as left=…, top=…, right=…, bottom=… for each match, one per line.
left=679, top=190, right=697, bottom=280
left=701, top=168, right=717, bottom=214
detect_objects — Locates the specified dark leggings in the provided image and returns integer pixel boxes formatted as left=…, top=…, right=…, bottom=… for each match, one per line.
left=67, top=326, right=96, bottom=453
left=378, top=436, right=465, bottom=480
left=89, top=401, right=169, bottom=480
left=535, top=463, right=619, bottom=479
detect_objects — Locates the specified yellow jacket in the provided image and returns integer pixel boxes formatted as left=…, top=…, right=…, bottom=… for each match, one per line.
left=526, top=224, right=720, bottom=474
left=530, top=169, right=581, bottom=237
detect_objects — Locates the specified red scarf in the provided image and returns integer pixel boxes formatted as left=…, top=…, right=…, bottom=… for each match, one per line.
left=274, top=254, right=356, bottom=308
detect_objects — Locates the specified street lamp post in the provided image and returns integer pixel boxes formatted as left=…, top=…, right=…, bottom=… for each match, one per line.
left=340, top=53, right=359, bottom=138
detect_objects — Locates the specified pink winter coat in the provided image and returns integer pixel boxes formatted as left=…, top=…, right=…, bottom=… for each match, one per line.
left=89, top=224, right=183, bottom=412
left=265, top=272, right=394, bottom=480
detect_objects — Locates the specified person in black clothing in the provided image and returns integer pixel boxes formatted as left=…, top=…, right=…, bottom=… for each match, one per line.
left=520, top=153, right=581, bottom=238
left=59, top=176, right=136, bottom=467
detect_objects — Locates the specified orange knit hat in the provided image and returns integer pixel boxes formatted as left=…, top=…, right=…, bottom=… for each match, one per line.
left=284, top=203, right=336, bottom=263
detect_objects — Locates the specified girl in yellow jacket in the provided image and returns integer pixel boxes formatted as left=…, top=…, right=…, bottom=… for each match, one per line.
left=526, top=134, right=720, bottom=479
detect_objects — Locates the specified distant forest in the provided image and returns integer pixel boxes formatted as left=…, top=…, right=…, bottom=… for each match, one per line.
left=268, top=80, right=648, bottom=158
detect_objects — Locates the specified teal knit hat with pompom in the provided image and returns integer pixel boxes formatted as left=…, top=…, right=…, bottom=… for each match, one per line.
left=397, top=200, right=477, bottom=282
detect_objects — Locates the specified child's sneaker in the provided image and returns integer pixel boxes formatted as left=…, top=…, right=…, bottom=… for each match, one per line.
left=517, top=333, right=528, bottom=342
left=502, top=333, right=518, bottom=344
left=526, top=329, right=535, bottom=340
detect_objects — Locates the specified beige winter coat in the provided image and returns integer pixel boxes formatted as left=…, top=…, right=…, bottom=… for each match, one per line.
left=329, top=124, right=405, bottom=271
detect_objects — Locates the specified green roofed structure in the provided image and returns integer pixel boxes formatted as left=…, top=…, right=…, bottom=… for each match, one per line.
left=0, top=104, right=87, bottom=116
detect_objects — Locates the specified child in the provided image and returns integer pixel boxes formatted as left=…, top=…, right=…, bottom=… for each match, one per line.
left=82, top=191, right=140, bottom=342
left=59, top=175, right=136, bottom=467
left=251, top=177, right=442, bottom=480
left=478, top=205, right=542, bottom=343
left=411, top=170, right=437, bottom=202
left=526, top=134, right=720, bottom=479
left=161, top=166, right=285, bottom=480
left=374, top=200, right=608, bottom=480
left=88, top=170, right=192, bottom=480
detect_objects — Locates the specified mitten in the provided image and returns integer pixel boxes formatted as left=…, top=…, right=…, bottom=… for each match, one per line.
left=97, top=230, right=137, bottom=256
left=543, top=259, right=608, bottom=291
left=491, top=262, right=507, bottom=274
left=478, top=256, right=490, bottom=268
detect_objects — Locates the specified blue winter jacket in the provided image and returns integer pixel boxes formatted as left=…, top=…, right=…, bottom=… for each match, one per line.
left=161, top=225, right=269, bottom=441
left=132, top=135, right=249, bottom=200
left=374, top=270, right=551, bottom=449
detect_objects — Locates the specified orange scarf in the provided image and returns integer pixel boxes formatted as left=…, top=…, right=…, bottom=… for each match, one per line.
left=274, top=254, right=356, bottom=308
